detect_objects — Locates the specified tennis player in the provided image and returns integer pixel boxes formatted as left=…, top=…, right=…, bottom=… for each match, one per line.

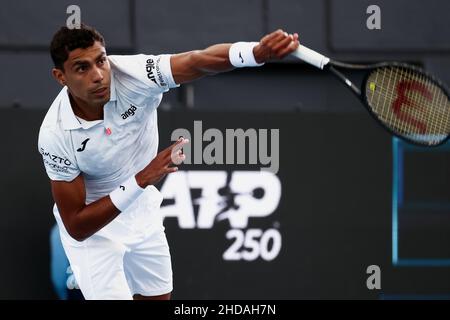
left=38, top=24, right=299, bottom=300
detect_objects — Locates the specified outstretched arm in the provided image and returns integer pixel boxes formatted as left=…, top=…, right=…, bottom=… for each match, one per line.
left=170, top=29, right=299, bottom=84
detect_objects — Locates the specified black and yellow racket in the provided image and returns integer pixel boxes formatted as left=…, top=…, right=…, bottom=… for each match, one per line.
left=292, top=45, right=450, bottom=147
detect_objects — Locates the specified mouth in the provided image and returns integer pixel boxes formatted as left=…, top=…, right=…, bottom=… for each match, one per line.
left=91, top=86, right=108, bottom=97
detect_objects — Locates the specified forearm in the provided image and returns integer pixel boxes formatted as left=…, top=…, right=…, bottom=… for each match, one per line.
left=64, top=138, right=188, bottom=242
left=171, top=44, right=234, bottom=84
left=192, top=44, right=234, bottom=74
left=69, top=196, right=120, bottom=241
left=170, top=30, right=299, bottom=84
left=53, top=174, right=144, bottom=242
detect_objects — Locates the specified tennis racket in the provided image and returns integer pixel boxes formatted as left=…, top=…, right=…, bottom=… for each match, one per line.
left=291, top=45, right=450, bottom=147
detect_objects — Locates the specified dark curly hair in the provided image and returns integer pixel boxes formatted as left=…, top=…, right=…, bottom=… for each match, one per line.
left=50, top=24, right=105, bottom=70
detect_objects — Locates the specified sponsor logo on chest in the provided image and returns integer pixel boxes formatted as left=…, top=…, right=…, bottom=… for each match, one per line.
left=121, top=104, right=137, bottom=120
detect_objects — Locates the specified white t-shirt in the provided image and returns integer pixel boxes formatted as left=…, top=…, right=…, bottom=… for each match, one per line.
left=38, top=54, right=179, bottom=246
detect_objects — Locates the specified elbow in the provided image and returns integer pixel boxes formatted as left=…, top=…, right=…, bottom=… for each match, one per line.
left=65, top=222, right=89, bottom=242
left=72, top=234, right=88, bottom=243
left=67, top=229, right=88, bottom=242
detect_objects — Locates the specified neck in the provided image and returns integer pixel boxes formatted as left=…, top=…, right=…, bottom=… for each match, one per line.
left=68, top=91, right=104, bottom=121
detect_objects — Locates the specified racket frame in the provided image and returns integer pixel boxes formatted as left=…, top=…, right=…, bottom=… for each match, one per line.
left=325, top=60, right=450, bottom=147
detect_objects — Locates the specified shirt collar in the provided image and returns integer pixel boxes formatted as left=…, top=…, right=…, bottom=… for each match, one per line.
left=60, top=73, right=117, bottom=131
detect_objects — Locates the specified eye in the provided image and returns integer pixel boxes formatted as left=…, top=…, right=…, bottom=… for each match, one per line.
left=98, top=57, right=106, bottom=66
left=76, top=65, right=87, bottom=73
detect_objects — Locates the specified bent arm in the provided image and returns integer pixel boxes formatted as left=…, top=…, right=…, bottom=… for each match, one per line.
left=51, top=175, right=120, bottom=242
left=50, top=138, right=188, bottom=242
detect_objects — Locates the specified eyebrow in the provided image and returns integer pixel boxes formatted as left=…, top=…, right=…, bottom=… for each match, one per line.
left=71, top=52, right=106, bottom=69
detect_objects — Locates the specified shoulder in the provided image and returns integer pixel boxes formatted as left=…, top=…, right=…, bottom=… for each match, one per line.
left=108, top=54, right=178, bottom=95
left=38, top=118, right=79, bottom=182
left=38, top=88, right=81, bottom=182
left=38, top=88, right=72, bottom=153
left=40, top=87, right=67, bottom=131
left=38, top=124, right=60, bottom=149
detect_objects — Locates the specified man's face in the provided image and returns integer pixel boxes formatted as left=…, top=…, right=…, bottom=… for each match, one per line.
left=53, top=41, right=111, bottom=107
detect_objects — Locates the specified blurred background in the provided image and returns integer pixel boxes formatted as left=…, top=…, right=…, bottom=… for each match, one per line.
left=0, top=0, right=449, bottom=299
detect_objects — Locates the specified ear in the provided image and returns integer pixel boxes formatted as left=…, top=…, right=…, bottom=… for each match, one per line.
left=52, top=68, right=66, bottom=86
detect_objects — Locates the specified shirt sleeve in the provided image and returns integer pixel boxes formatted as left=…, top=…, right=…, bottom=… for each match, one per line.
left=107, top=54, right=179, bottom=96
left=38, top=127, right=80, bottom=182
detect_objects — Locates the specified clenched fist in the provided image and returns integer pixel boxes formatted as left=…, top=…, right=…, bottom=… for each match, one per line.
left=253, top=29, right=300, bottom=63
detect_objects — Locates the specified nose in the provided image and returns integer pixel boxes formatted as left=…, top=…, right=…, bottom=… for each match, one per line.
left=92, top=66, right=104, bottom=83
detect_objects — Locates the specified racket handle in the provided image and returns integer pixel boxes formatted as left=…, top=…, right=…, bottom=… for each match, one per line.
left=291, top=45, right=330, bottom=69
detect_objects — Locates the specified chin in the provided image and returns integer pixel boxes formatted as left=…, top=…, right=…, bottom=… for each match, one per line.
left=91, top=95, right=110, bottom=106
left=101, top=95, right=111, bottom=104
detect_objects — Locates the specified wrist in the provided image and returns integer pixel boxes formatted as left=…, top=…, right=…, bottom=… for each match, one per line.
left=251, top=44, right=265, bottom=64
left=229, top=42, right=265, bottom=68
left=109, top=176, right=144, bottom=212
left=135, top=172, right=146, bottom=189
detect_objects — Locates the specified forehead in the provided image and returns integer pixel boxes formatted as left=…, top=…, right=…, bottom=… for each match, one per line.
left=67, top=41, right=106, bottom=65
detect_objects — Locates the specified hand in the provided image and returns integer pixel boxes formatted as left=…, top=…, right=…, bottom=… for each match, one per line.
left=135, top=138, right=189, bottom=188
left=253, top=29, right=300, bottom=63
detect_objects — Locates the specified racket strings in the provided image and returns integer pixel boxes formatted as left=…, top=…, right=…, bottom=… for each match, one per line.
left=371, top=68, right=448, bottom=129
left=378, top=69, right=449, bottom=131
left=365, top=66, right=450, bottom=144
